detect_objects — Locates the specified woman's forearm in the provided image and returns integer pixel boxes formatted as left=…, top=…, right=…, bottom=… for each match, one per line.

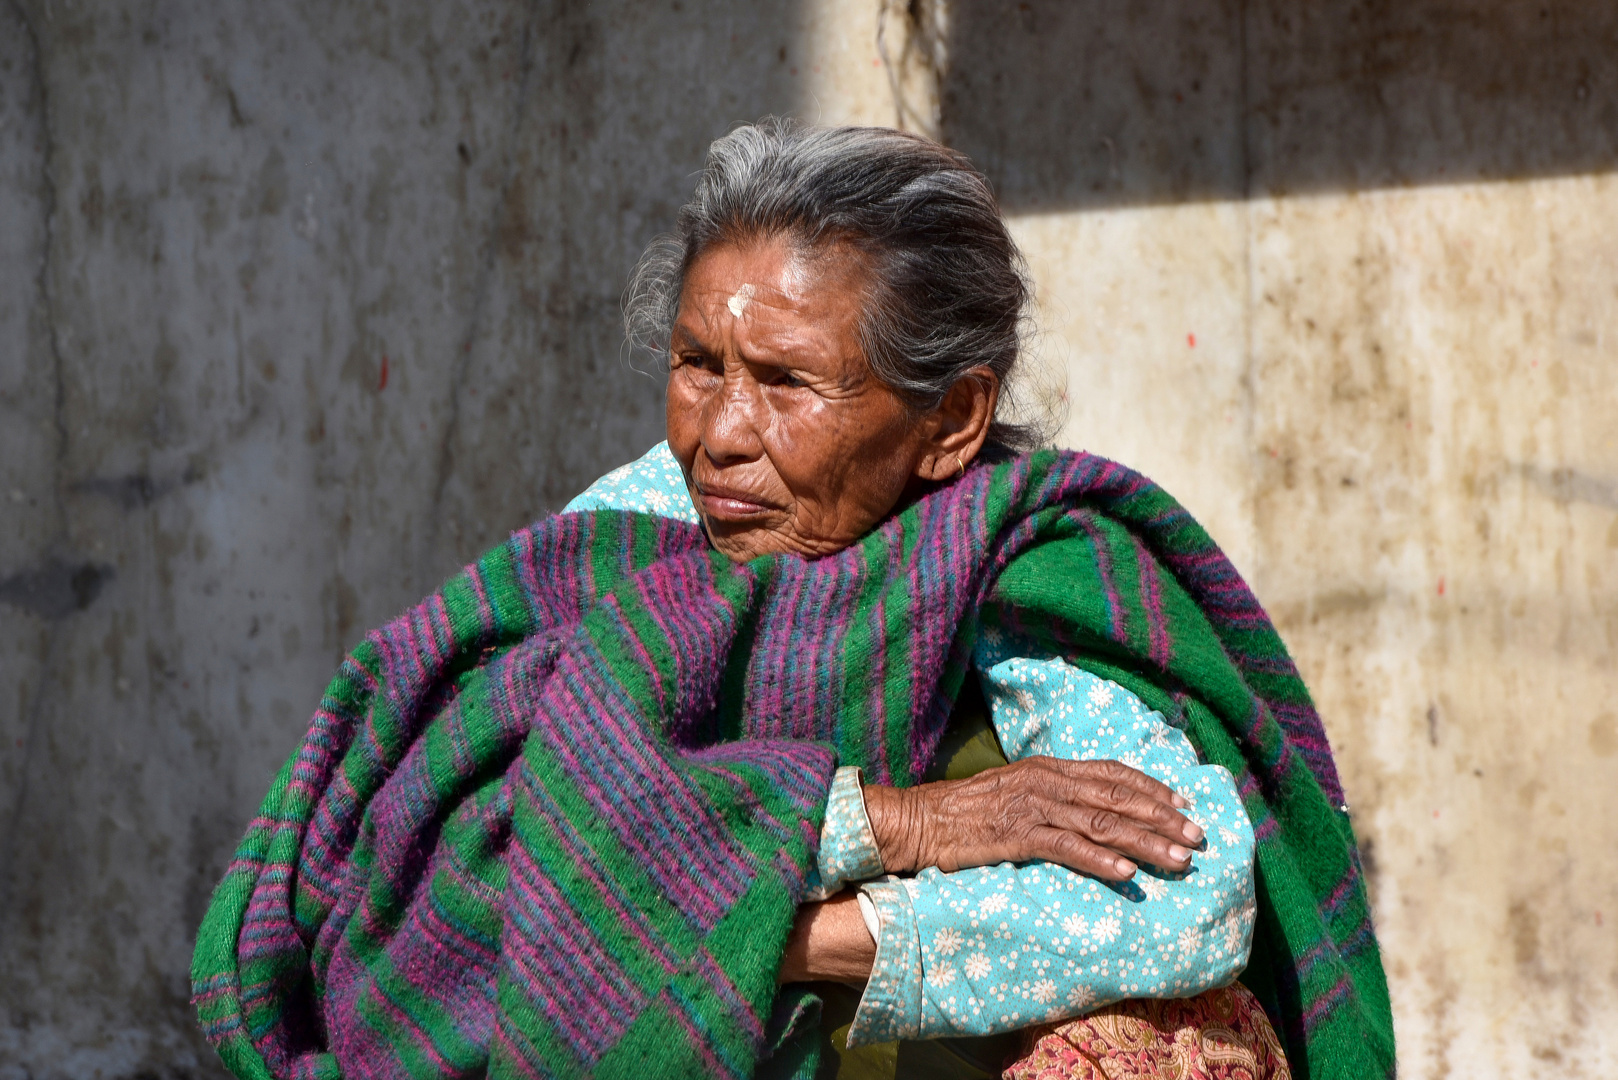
left=778, top=892, right=876, bottom=984
left=844, top=654, right=1257, bottom=1046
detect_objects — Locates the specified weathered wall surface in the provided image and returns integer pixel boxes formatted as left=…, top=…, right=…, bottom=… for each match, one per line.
left=0, top=0, right=814, bottom=1074
left=940, top=2, right=1618, bottom=1076
left=1, top=1, right=1613, bottom=1077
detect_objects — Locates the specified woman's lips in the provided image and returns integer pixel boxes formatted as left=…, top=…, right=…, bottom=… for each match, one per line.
left=694, top=483, right=779, bottom=521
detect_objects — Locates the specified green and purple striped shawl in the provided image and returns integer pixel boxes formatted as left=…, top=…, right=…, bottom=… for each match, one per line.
left=192, top=449, right=1393, bottom=1080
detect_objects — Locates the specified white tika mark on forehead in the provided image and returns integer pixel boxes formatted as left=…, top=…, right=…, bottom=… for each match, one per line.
left=726, top=283, right=756, bottom=317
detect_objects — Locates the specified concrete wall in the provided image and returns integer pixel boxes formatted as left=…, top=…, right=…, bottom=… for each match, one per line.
left=0, top=1, right=818, bottom=1073
left=1, top=1, right=1613, bottom=1077
left=937, top=5, right=1618, bottom=1075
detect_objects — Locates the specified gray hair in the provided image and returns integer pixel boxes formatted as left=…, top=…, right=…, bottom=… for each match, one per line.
left=625, top=119, right=1056, bottom=452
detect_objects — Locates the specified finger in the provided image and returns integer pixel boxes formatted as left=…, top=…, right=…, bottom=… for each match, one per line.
left=1047, top=804, right=1194, bottom=872
left=1050, top=771, right=1204, bottom=847
left=1085, top=759, right=1192, bottom=814
left=1040, top=756, right=1185, bottom=807
left=1024, top=825, right=1139, bottom=880
left=1033, top=758, right=1198, bottom=834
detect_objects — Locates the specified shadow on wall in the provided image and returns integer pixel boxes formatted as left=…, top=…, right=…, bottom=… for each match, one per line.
left=942, top=0, right=1618, bottom=210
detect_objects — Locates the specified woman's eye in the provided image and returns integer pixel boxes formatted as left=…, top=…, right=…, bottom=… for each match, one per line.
left=675, top=352, right=719, bottom=374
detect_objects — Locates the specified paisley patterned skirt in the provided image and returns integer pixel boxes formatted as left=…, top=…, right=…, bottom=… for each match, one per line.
left=1003, top=984, right=1291, bottom=1080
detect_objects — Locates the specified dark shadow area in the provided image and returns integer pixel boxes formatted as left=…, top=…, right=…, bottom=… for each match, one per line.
left=942, top=0, right=1618, bottom=211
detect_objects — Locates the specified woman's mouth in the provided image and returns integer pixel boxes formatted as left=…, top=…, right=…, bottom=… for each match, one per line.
left=694, top=483, right=780, bottom=521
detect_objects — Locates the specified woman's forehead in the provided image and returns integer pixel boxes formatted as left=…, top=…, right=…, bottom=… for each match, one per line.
left=675, top=239, right=869, bottom=351
left=682, top=240, right=814, bottom=307
left=671, top=291, right=850, bottom=367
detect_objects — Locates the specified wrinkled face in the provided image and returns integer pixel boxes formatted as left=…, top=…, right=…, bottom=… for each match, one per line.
left=664, top=236, right=944, bottom=562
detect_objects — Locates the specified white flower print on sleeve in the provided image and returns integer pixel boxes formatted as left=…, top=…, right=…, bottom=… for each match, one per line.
left=802, top=767, right=885, bottom=901
left=561, top=441, right=699, bottom=523
left=847, top=635, right=1258, bottom=1046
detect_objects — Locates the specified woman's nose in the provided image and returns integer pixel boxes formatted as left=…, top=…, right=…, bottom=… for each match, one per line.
left=699, top=371, right=764, bottom=465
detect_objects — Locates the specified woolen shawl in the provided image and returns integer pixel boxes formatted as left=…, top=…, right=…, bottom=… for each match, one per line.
left=193, top=449, right=1394, bottom=1080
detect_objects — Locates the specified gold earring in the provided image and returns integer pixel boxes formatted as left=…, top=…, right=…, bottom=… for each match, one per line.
left=953, top=454, right=966, bottom=479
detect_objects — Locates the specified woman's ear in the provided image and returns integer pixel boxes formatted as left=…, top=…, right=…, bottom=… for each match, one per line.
left=914, top=368, right=1000, bottom=483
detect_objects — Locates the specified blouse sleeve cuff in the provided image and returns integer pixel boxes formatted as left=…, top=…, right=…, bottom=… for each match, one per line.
left=846, top=879, right=923, bottom=1046
left=803, top=766, right=885, bottom=901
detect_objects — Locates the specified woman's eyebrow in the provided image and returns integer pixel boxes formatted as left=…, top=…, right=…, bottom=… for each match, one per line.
left=670, top=324, right=711, bottom=351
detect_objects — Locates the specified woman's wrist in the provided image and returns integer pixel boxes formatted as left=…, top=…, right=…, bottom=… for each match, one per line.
left=778, top=892, right=877, bottom=984
left=861, top=782, right=932, bottom=875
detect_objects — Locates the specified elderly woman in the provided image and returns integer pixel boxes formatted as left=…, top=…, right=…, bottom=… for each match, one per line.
left=194, top=124, right=1393, bottom=1080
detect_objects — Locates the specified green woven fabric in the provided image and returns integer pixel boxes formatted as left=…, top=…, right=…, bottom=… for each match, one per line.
left=981, top=499, right=1394, bottom=1079
left=193, top=450, right=1392, bottom=1080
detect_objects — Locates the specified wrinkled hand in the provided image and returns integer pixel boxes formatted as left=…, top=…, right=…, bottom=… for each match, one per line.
left=863, top=757, right=1203, bottom=881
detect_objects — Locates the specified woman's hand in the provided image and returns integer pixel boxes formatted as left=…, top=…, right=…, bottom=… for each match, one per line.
left=863, top=757, right=1204, bottom=880
left=778, top=892, right=876, bottom=984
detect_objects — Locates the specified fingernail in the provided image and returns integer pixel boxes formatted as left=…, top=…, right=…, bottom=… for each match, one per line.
left=1115, top=859, right=1136, bottom=877
left=1184, top=823, right=1205, bottom=844
left=1169, top=844, right=1191, bottom=863
left=1171, top=793, right=1189, bottom=809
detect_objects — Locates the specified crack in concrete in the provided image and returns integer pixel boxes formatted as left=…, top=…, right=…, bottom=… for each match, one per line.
left=422, top=0, right=545, bottom=582
left=0, top=0, right=71, bottom=939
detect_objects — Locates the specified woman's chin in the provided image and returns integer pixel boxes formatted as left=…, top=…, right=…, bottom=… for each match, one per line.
left=703, top=517, right=821, bottom=563
left=706, top=524, right=782, bottom=563
left=708, top=528, right=860, bottom=564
